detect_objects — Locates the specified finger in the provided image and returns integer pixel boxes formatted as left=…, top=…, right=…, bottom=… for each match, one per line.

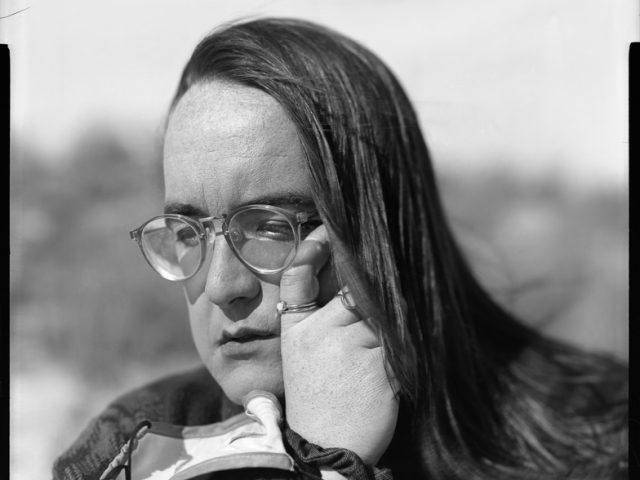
left=280, top=225, right=330, bottom=305
left=279, top=225, right=330, bottom=331
left=319, top=293, right=362, bottom=327
left=286, top=294, right=379, bottom=347
left=287, top=293, right=360, bottom=331
left=289, top=224, right=330, bottom=272
left=345, top=320, right=380, bottom=349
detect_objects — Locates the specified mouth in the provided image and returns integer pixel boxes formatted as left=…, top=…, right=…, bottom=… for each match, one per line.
left=221, top=327, right=278, bottom=345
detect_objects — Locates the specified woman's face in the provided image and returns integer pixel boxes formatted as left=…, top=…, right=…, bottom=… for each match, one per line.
left=164, top=80, right=315, bottom=404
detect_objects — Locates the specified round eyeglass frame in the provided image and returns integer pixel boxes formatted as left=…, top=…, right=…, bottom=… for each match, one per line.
left=129, top=204, right=319, bottom=281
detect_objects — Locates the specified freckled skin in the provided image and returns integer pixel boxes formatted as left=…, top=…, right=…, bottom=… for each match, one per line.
left=164, top=81, right=313, bottom=404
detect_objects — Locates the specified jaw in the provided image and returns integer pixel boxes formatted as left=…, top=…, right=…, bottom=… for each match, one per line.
left=203, top=346, right=285, bottom=405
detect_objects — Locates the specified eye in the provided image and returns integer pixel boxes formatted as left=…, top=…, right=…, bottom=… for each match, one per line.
left=255, top=220, right=295, bottom=241
left=175, top=226, right=200, bottom=247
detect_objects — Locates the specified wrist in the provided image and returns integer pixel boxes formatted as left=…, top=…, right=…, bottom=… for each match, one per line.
left=283, top=426, right=392, bottom=479
left=286, top=417, right=379, bottom=466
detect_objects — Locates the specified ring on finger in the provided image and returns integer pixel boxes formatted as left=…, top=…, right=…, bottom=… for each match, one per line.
left=276, top=300, right=319, bottom=317
left=336, top=286, right=358, bottom=312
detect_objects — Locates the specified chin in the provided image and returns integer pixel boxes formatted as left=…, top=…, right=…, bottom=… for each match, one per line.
left=213, top=364, right=285, bottom=405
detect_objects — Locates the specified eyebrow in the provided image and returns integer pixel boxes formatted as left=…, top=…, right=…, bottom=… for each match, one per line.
left=164, top=203, right=209, bottom=217
left=164, top=193, right=314, bottom=217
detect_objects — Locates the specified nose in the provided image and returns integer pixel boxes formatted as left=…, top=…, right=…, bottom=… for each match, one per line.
left=203, top=233, right=261, bottom=308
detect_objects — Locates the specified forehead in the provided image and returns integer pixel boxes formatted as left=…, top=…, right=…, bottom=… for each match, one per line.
left=164, top=81, right=310, bottom=212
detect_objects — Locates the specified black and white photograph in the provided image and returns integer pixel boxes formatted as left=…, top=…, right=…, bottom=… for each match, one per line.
left=6, top=1, right=634, bottom=478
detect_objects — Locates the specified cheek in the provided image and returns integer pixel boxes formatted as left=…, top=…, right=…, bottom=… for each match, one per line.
left=182, top=258, right=210, bottom=305
left=186, top=301, right=214, bottom=356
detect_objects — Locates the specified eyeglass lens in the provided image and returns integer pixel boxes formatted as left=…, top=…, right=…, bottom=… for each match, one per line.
left=140, top=208, right=298, bottom=280
left=229, top=209, right=296, bottom=271
left=140, top=217, right=201, bottom=281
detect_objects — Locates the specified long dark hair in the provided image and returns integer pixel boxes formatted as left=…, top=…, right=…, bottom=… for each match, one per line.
left=169, top=18, right=627, bottom=479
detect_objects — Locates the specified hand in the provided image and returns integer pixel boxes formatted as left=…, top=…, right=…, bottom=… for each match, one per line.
left=279, top=226, right=399, bottom=466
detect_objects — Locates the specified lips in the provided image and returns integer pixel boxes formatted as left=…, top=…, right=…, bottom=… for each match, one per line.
left=221, top=326, right=278, bottom=345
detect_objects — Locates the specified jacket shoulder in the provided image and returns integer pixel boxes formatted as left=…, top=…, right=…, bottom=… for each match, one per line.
left=52, top=366, right=234, bottom=480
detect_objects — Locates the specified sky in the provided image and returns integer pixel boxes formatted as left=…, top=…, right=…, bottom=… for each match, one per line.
left=3, top=0, right=638, bottom=189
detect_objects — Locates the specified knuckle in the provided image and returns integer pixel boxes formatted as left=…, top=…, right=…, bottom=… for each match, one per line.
left=302, top=240, right=326, bottom=256
left=304, top=225, right=328, bottom=242
left=280, top=264, right=315, bottom=285
left=280, top=266, right=319, bottom=297
left=295, top=238, right=329, bottom=260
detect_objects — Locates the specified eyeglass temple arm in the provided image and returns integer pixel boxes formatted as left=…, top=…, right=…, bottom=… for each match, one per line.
left=296, top=211, right=321, bottom=223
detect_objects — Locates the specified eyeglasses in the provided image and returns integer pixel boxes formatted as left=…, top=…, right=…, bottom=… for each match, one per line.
left=129, top=204, right=320, bottom=281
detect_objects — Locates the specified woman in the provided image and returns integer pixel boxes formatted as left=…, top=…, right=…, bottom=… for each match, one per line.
left=53, top=18, right=627, bottom=480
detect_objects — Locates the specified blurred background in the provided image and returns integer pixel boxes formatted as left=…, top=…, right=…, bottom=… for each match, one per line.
left=5, top=1, right=635, bottom=478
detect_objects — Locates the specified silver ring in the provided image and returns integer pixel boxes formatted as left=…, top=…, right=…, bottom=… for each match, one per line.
left=276, top=300, right=319, bottom=317
left=336, top=287, right=357, bottom=312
